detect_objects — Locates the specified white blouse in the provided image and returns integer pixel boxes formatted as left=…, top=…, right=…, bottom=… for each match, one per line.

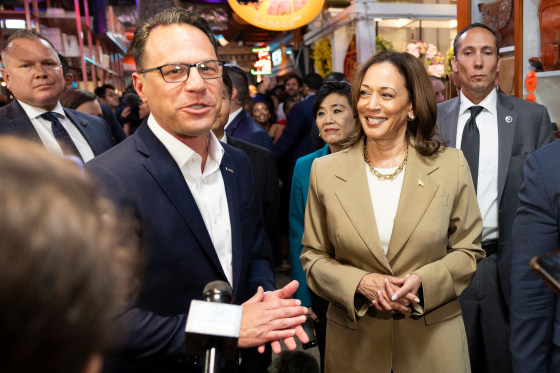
left=364, top=163, right=406, bottom=255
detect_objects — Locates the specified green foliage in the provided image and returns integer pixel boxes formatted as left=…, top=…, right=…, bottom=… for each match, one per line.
left=376, top=36, right=394, bottom=52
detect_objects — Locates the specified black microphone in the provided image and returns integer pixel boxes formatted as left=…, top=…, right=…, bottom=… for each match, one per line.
left=203, top=281, right=233, bottom=304
left=185, top=281, right=242, bottom=373
left=203, top=281, right=232, bottom=373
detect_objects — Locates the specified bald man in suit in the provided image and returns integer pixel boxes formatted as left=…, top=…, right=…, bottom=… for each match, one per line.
left=0, top=29, right=115, bottom=160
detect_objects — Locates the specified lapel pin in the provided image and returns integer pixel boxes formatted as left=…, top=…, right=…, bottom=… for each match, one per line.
left=505, top=116, right=512, bottom=123
left=225, top=167, right=234, bottom=173
left=80, top=121, right=88, bottom=127
left=418, top=179, right=424, bottom=187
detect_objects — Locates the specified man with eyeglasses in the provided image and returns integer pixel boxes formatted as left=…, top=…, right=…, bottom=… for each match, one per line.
left=0, top=29, right=116, bottom=162
left=86, top=8, right=308, bottom=373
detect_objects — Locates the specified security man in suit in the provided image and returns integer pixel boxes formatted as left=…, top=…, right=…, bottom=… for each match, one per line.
left=0, top=29, right=115, bottom=161
left=86, top=8, right=307, bottom=373
left=437, top=23, right=555, bottom=373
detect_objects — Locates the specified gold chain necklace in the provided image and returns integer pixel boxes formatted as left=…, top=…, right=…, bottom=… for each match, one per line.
left=364, top=144, right=408, bottom=181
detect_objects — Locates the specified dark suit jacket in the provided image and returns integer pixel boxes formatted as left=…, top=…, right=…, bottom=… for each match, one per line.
left=0, top=99, right=116, bottom=156
left=86, top=122, right=275, bottom=372
left=510, top=140, right=560, bottom=373
left=437, top=90, right=554, bottom=302
left=226, top=134, right=280, bottom=265
left=273, top=94, right=315, bottom=167
left=100, top=102, right=126, bottom=143
left=225, top=109, right=273, bottom=152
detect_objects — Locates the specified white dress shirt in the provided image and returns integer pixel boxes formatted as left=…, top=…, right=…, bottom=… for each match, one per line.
left=455, top=89, right=499, bottom=241
left=19, top=100, right=95, bottom=162
left=224, top=107, right=243, bottom=131
left=365, top=164, right=406, bottom=255
left=148, top=115, right=234, bottom=285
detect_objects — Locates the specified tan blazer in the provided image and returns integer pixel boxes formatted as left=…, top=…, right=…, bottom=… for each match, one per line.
left=301, top=141, right=484, bottom=373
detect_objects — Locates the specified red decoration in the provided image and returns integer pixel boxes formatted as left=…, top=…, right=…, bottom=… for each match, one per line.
left=525, top=70, right=538, bottom=102
left=343, top=35, right=357, bottom=79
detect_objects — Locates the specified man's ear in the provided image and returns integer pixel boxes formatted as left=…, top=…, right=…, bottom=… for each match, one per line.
left=231, top=87, right=238, bottom=102
left=1, top=68, right=11, bottom=91
left=451, top=56, right=458, bottom=73
left=132, top=72, right=147, bottom=103
left=64, top=73, right=74, bottom=90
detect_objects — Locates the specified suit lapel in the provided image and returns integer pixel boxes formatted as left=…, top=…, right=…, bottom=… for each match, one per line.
left=439, top=98, right=460, bottom=147
left=4, top=100, right=42, bottom=141
left=334, top=144, right=392, bottom=273
left=496, top=92, right=517, bottom=204
left=136, top=125, right=227, bottom=281
left=220, top=151, right=242, bottom=296
left=386, top=147, right=439, bottom=263
left=64, top=108, right=99, bottom=154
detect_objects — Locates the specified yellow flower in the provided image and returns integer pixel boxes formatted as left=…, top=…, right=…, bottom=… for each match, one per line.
left=312, top=38, right=332, bottom=77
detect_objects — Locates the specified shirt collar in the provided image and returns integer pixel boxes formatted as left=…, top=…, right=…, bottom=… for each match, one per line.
left=147, top=114, right=224, bottom=170
left=459, top=88, right=497, bottom=116
left=18, top=100, right=66, bottom=120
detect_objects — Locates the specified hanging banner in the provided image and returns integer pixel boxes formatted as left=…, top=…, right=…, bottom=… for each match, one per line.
left=343, top=34, right=357, bottom=79
left=228, top=0, right=325, bottom=31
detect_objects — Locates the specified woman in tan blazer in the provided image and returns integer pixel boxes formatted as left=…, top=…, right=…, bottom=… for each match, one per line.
left=300, top=51, right=485, bottom=373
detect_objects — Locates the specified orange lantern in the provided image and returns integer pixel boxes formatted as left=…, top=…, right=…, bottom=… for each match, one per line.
left=228, top=0, right=325, bottom=31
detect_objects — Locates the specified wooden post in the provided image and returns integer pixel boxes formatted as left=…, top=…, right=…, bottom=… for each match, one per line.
left=513, top=0, right=523, bottom=97
left=83, top=0, right=97, bottom=87
left=32, top=0, right=40, bottom=32
left=74, top=0, right=88, bottom=90
left=456, top=0, right=471, bottom=31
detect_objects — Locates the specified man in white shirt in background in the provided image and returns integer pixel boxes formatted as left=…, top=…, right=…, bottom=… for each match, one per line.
left=0, top=29, right=115, bottom=161
left=437, top=23, right=554, bottom=373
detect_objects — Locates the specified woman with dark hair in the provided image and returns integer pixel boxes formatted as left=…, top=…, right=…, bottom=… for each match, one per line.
left=289, top=81, right=355, bottom=372
left=252, top=98, right=284, bottom=143
left=59, top=89, right=103, bottom=117
left=59, top=90, right=126, bottom=142
left=300, top=51, right=484, bottom=372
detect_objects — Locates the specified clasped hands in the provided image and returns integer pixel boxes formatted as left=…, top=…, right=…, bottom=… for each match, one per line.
left=238, top=280, right=309, bottom=353
left=357, top=273, right=422, bottom=314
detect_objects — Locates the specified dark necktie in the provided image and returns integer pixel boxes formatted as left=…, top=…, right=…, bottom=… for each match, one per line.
left=41, top=112, right=83, bottom=160
left=461, top=105, right=484, bottom=192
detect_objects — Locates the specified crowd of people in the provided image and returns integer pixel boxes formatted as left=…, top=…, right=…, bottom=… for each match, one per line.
left=0, top=6, right=558, bottom=373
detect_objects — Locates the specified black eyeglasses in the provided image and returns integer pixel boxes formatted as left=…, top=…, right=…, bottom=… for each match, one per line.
left=138, top=60, right=224, bottom=83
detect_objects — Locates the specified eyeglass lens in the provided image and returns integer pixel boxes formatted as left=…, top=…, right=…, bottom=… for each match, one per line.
left=161, top=61, right=222, bottom=82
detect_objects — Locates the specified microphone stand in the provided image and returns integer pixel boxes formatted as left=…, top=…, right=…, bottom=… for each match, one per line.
left=204, top=342, right=221, bottom=373
left=201, top=281, right=232, bottom=373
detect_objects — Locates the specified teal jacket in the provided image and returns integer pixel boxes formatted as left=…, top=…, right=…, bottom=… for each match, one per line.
left=289, top=144, right=330, bottom=306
